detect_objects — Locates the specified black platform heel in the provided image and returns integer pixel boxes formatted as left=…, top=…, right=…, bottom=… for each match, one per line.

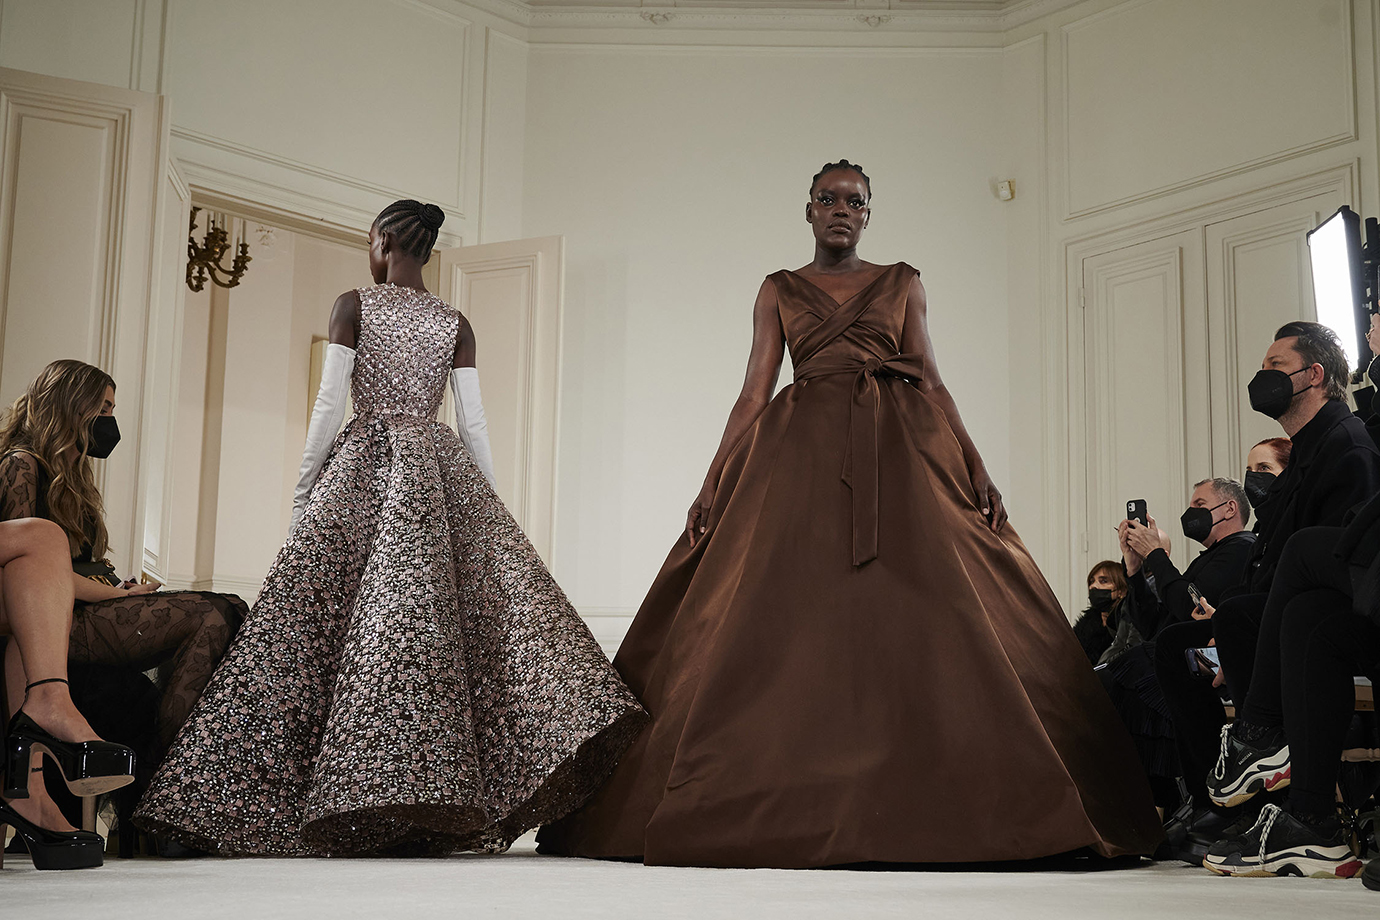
left=3, top=678, right=136, bottom=799
left=0, top=793, right=104, bottom=870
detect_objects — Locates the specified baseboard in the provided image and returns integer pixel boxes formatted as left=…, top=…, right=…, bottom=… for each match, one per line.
left=163, top=572, right=218, bottom=593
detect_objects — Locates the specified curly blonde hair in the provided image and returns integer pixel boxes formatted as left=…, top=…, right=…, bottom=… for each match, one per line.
left=0, top=360, right=115, bottom=555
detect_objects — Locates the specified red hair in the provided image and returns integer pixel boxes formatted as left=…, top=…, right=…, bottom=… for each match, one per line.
left=1252, top=437, right=1292, bottom=470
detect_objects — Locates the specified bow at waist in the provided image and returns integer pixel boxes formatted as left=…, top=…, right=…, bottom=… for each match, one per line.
left=795, top=354, right=926, bottom=566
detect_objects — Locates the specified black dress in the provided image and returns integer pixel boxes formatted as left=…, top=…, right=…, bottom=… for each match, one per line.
left=0, top=450, right=247, bottom=764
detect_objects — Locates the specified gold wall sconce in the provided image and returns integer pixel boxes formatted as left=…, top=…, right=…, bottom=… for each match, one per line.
left=186, top=207, right=252, bottom=292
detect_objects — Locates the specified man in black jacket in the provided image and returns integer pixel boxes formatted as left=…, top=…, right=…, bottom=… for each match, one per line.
left=1155, top=321, right=1380, bottom=860
left=1120, top=478, right=1256, bottom=640
left=1103, top=479, right=1255, bottom=816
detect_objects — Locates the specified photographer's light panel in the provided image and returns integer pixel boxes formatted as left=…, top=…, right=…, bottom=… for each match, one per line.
left=1308, top=207, right=1363, bottom=372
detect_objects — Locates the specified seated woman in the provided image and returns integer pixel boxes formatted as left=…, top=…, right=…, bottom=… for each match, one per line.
left=1073, top=560, right=1126, bottom=666
left=0, top=360, right=247, bottom=788
left=0, top=516, right=135, bottom=870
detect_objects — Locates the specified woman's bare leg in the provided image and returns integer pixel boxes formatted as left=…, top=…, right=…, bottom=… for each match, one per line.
left=0, top=518, right=89, bottom=832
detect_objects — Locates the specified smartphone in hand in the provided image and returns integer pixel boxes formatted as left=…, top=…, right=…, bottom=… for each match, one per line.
left=1127, top=499, right=1148, bottom=527
left=1185, top=646, right=1220, bottom=679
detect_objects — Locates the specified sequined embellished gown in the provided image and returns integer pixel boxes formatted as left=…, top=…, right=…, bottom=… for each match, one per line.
left=537, top=263, right=1164, bottom=868
left=135, top=283, right=646, bottom=856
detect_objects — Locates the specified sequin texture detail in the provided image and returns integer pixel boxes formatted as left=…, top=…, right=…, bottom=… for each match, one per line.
left=134, top=283, right=646, bottom=856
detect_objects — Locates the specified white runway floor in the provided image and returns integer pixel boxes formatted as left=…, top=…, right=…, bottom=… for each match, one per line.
left=2, top=833, right=1375, bottom=919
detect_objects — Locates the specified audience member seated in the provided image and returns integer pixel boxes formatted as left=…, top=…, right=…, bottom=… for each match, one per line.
left=1154, top=322, right=1380, bottom=862
left=0, top=360, right=248, bottom=844
left=1072, top=560, right=1124, bottom=666
left=1198, top=519, right=1378, bottom=878
left=1363, top=313, right=1380, bottom=446
left=0, top=516, right=136, bottom=870
left=1120, top=478, right=1257, bottom=641
left=1242, top=437, right=1291, bottom=517
left=1101, top=478, right=1256, bottom=823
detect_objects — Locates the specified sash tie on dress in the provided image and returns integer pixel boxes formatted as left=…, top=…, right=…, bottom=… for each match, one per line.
left=796, top=353, right=926, bottom=566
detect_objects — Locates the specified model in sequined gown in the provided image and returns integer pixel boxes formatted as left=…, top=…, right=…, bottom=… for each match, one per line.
left=135, top=201, right=645, bottom=856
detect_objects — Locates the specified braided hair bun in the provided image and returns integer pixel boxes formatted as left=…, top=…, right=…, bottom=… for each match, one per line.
left=418, top=203, right=445, bottom=232
left=375, top=199, right=446, bottom=262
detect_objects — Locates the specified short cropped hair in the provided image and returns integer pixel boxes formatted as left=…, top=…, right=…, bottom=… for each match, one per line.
left=1194, top=477, right=1251, bottom=529
left=1275, top=321, right=1350, bottom=400
left=1086, top=559, right=1128, bottom=594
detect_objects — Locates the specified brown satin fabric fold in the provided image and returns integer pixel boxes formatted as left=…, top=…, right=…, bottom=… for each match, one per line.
left=796, top=353, right=926, bottom=565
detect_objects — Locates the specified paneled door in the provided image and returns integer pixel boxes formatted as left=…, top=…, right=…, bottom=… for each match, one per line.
left=1077, top=230, right=1208, bottom=576
left=138, top=158, right=192, bottom=584
left=0, top=67, right=172, bottom=579
left=434, top=237, right=564, bottom=564
left=1204, top=190, right=1346, bottom=477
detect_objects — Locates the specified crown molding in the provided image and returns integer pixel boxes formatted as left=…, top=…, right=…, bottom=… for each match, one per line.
left=445, top=0, right=1086, bottom=35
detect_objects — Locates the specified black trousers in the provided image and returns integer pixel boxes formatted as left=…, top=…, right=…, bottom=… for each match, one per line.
left=1209, top=593, right=1268, bottom=711
left=1155, top=618, right=1223, bottom=801
left=1237, top=528, right=1380, bottom=818
left=1239, top=528, right=1353, bottom=729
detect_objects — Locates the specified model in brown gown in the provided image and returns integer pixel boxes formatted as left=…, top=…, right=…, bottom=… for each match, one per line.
left=537, top=160, right=1163, bottom=868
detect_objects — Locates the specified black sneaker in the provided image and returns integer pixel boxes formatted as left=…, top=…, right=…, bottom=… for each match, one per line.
left=1207, top=722, right=1290, bottom=807
left=1164, top=805, right=1239, bottom=865
left=1364, top=858, right=1380, bottom=891
left=1203, top=804, right=1361, bottom=878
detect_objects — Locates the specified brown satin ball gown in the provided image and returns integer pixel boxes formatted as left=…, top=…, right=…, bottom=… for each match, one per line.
left=538, top=262, right=1163, bottom=868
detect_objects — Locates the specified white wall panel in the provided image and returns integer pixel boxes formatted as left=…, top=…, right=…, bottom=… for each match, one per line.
left=480, top=29, right=528, bottom=243
left=1062, top=0, right=1355, bottom=217
left=166, top=0, right=472, bottom=217
left=211, top=226, right=297, bottom=590
left=437, top=235, right=564, bottom=563
left=1205, top=191, right=1345, bottom=475
left=0, top=114, right=111, bottom=396
left=0, top=0, right=141, bottom=89
left=1078, top=231, right=1205, bottom=578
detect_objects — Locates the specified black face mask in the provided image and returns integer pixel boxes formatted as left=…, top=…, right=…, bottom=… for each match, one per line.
left=86, top=416, right=120, bottom=459
left=1243, top=470, right=1277, bottom=510
left=1248, top=367, right=1311, bottom=420
left=1181, top=500, right=1230, bottom=546
left=1088, top=587, right=1116, bottom=609
left=1368, top=353, right=1380, bottom=389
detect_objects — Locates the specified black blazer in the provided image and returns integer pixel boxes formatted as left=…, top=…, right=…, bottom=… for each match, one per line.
left=1125, top=530, right=1256, bottom=639
left=1244, top=400, right=1380, bottom=595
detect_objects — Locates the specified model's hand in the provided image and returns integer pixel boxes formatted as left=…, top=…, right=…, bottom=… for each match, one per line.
left=1118, top=521, right=1143, bottom=575
left=1125, top=518, right=1170, bottom=559
left=1368, top=313, right=1380, bottom=358
left=686, top=482, right=715, bottom=547
left=970, top=467, right=1007, bottom=532
left=123, top=582, right=158, bottom=596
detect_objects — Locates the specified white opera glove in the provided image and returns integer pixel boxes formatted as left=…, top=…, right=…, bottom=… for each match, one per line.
left=291, top=343, right=355, bottom=533
left=450, top=367, right=497, bottom=490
